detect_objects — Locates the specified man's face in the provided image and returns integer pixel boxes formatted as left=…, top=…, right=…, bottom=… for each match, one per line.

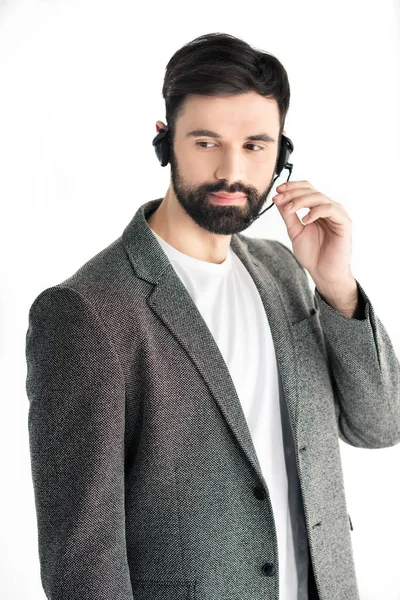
left=168, top=92, right=281, bottom=235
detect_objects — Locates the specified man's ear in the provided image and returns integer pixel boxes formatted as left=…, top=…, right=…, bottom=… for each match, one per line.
left=156, top=120, right=168, bottom=133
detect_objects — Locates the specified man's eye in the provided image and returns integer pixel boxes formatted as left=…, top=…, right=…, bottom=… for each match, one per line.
left=196, top=142, right=263, bottom=151
left=196, top=142, right=215, bottom=148
left=247, top=144, right=263, bottom=151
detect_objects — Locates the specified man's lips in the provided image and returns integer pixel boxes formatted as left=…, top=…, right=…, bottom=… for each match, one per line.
left=211, top=192, right=246, bottom=199
left=210, top=192, right=247, bottom=205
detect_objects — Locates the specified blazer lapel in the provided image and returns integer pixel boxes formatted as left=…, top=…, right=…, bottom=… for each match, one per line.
left=122, top=199, right=303, bottom=484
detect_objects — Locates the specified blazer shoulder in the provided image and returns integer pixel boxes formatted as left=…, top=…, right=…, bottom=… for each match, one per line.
left=29, top=235, right=134, bottom=310
left=237, top=235, right=315, bottom=312
left=269, top=239, right=308, bottom=277
left=27, top=285, right=107, bottom=338
left=240, top=235, right=308, bottom=280
left=59, top=236, right=126, bottom=290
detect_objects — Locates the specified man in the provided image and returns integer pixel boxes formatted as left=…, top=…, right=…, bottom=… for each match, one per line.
left=26, top=33, right=400, bottom=600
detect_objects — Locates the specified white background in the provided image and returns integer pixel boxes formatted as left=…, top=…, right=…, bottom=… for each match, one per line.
left=0, top=0, right=399, bottom=598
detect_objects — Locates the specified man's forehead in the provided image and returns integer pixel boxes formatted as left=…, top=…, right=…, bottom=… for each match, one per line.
left=177, top=93, right=280, bottom=134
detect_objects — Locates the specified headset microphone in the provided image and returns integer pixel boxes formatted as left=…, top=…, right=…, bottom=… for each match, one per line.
left=152, top=128, right=294, bottom=225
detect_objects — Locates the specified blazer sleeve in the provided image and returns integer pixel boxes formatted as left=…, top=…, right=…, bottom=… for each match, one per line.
left=25, top=286, right=134, bottom=600
left=274, top=240, right=400, bottom=450
left=314, top=279, right=400, bottom=449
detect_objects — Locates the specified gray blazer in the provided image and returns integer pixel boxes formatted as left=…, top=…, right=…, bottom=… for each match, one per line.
left=25, top=198, right=400, bottom=600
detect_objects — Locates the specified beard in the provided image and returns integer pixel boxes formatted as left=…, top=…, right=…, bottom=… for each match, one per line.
left=168, top=146, right=277, bottom=235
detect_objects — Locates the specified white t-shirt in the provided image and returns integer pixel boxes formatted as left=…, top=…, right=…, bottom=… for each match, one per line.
left=149, top=226, right=309, bottom=600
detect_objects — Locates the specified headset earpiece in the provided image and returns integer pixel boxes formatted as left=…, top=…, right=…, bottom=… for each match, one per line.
left=276, top=133, right=294, bottom=176
left=152, top=128, right=170, bottom=167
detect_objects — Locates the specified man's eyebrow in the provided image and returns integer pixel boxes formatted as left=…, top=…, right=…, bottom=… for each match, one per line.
left=186, top=129, right=276, bottom=143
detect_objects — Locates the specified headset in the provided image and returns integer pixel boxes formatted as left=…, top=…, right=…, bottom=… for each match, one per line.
left=152, top=127, right=294, bottom=224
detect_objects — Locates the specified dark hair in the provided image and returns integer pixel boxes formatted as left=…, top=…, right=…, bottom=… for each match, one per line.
left=162, top=32, right=291, bottom=148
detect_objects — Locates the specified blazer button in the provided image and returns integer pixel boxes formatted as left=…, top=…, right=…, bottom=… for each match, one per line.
left=253, top=485, right=266, bottom=500
left=262, top=562, right=276, bottom=576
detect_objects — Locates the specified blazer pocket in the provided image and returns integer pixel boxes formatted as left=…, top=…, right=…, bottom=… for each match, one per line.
left=290, top=307, right=329, bottom=364
left=348, top=513, right=354, bottom=531
left=290, top=307, right=320, bottom=338
left=131, top=579, right=196, bottom=600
